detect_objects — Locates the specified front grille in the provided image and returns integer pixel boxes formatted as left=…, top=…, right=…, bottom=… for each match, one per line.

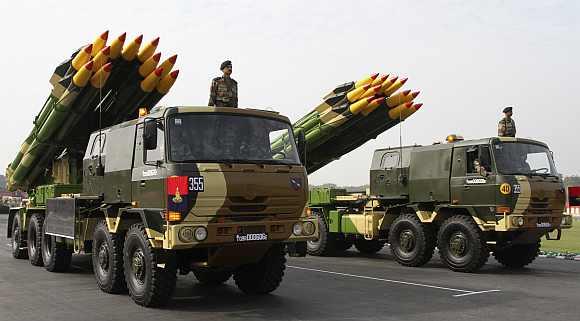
left=240, top=225, right=266, bottom=234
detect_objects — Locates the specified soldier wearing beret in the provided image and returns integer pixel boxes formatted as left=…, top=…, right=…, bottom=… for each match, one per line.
left=208, top=60, right=238, bottom=108
left=498, top=106, right=516, bottom=137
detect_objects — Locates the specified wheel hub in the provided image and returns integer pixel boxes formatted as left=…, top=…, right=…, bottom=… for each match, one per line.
left=12, top=228, right=19, bottom=250
left=399, top=230, right=416, bottom=252
left=98, top=243, right=109, bottom=270
left=449, top=233, right=468, bottom=257
left=131, top=249, right=146, bottom=283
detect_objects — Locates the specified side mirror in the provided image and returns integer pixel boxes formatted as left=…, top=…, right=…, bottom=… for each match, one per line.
left=143, top=119, right=158, bottom=150
left=296, top=130, right=307, bottom=165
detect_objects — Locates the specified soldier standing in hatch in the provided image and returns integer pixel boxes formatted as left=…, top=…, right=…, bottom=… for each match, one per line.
left=498, top=106, right=516, bottom=137
left=208, top=60, right=238, bottom=108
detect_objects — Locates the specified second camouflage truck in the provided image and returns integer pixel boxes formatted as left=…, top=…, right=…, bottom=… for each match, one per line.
left=8, top=106, right=317, bottom=307
left=307, top=135, right=573, bottom=272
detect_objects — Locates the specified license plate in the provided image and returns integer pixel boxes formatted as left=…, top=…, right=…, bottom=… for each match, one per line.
left=235, top=233, right=268, bottom=242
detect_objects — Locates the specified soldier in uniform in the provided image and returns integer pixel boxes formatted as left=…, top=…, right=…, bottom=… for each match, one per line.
left=498, top=106, right=516, bottom=137
left=208, top=60, right=238, bottom=108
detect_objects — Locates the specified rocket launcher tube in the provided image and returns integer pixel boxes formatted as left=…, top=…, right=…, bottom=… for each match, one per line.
left=158, top=54, right=177, bottom=78
left=121, top=35, right=143, bottom=61
left=386, top=90, right=416, bottom=108
left=138, top=70, right=180, bottom=110
left=388, top=102, right=414, bottom=119
left=322, top=81, right=355, bottom=100
left=92, top=46, right=111, bottom=72
left=138, top=52, right=161, bottom=77
left=137, top=37, right=160, bottom=63
left=90, top=62, right=113, bottom=88
left=358, top=84, right=382, bottom=100
left=346, top=84, right=371, bottom=102
left=349, top=97, right=374, bottom=115
left=354, top=73, right=379, bottom=88
left=141, top=67, right=164, bottom=92
left=361, top=97, right=386, bottom=116
left=91, top=30, right=109, bottom=56
left=109, top=32, right=126, bottom=59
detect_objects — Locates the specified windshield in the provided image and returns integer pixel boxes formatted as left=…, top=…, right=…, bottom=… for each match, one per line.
left=493, top=142, right=558, bottom=176
left=169, top=113, right=300, bottom=165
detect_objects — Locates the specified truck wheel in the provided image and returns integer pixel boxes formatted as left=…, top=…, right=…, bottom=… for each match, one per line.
left=93, top=220, right=127, bottom=294
left=388, top=213, right=435, bottom=267
left=193, top=268, right=233, bottom=285
left=11, top=216, right=28, bottom=259
left=437, top=215, right=489, bottom=273
left=27, top=214, right=44, bottom=266
left=354, top=239, right=385, bottom=254
left=334, top=237, right=354, bottom=252
left=124, top=223, right=177, bottom=307
left=307, top=215, right=334, bottom=256
left=493, top=241, right=540, bottom=269
left=41, top=223, right=72, bottom=272
left=234, top=244, right=286, bottom=295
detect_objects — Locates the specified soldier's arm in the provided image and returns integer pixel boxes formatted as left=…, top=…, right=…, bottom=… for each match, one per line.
left=498, top=120, right=505, bottom=136
left=233, top=83, right=238, bottom=108
left=512, top=119, right=516, bottom=136
left=208, top=79, right=217, bottom=106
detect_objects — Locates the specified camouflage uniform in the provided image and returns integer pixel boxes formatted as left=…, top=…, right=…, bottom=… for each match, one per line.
left=208, top=76, right=238, bottom=108
left=498, top=117, right=516, bottom=137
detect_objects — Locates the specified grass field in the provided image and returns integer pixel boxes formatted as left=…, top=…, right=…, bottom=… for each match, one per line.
left=542, top=219, right=580, bottom=253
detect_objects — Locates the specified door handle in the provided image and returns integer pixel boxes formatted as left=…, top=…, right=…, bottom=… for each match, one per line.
left=463, top=185, right=471, bottom=190
left=140, top=180, right=146, bottom=187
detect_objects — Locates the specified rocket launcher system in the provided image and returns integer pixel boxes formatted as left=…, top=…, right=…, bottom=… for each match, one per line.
left=6, top=31, right=180, bottom=191
left=274, top=73, right=423, bottom=174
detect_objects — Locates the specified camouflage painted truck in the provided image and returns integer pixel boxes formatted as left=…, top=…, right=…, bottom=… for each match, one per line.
left=7, top=106, right=317, bottom=307
left=307, top=135, right=573, bottom=272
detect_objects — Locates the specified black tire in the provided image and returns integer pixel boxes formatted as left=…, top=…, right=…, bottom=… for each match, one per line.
left=11, top=216, right=28, bottom=260
left=354, top=239, right=385, bottom=254
left=124, top=224, right=177, bottom=307
left=307, top=215, right=334, bottom=256
left=27, top=214, right=44, bottom=266
left=437, top=215, right=489, bottom=273
left=333, top=236, right=354, bottom=252
left=493, top=241, right=540, bottom=269
left=193, top=268, right=232, bottom=285
left=92, top=220, right=127, bottom=294
left=41, top=223, right=72, bottom=272
left=234, top=244, right=286, bottom=295
left=388, top=213, right=436, bottom=267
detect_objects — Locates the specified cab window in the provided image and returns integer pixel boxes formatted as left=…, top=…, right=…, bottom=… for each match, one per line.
left=466, top=145, right=492, bottom=176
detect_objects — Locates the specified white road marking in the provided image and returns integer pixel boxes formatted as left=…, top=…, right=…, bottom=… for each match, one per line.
left=287, top=265, right=501, bottom=297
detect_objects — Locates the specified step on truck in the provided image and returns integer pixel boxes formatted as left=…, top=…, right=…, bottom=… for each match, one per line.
left=307, top=135, right=573, bottom=272
left=7, top=106, right=317, bottom=306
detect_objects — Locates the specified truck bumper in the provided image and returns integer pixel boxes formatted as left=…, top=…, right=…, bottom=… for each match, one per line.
left=492, top=213, right=572, bottom=232
left=157, top=217, right=318, bottom=250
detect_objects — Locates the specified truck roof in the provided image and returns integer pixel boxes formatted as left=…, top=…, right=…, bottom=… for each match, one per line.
left=375, top=137, right=549, bottom=153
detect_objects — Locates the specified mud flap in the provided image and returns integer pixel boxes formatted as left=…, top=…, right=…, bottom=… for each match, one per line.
left=546, top=228, right=562, bottom=241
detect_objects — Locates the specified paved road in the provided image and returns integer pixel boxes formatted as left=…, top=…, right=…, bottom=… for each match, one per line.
left=1, top=215, right=579, bottom=321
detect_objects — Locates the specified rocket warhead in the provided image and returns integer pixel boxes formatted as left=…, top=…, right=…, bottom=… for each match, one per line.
left=92, top=46, right=111, bottom=72
left=380, top=75, right=397, bottom=92
left=346, top=84, right=371, bottom=102
left=371, top=74, right=389, bottom=87
left=349, top=96, right=374, bottom=115
left=361, top=97, right=386, bottom=116
left=400, top=102, right=422, bottom=120
left=388, top=101, right=414, bottom=119
left=158, top=54, right=177, bottom=78
left=109, top=32, right=127, bottom=59
left=157, top=70, right=179, bottom=94
left=386, top=89, right=415, bottom=108
left=72, top=60, right=94, bottom=87
left=384, top=77, right=408, bottom=96
left=141, top=67, right=164, bottom=92
left=354, top=73, right=379, bottom=88
left=91, top=30, right=109, bottom=57
left=90, top=62, right=113, bottom=88
left=138, top=52, right=161, bottom=77
left=137, top=37, right=160, bottom=63
left=121, top=34, right=143, bottom=61
left=71, top=44, right=93, bottom=71
left=359, top=84, right=382, bottom=100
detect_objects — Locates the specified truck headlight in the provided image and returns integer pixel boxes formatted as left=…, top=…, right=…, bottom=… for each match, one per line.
left=178, top=227, right=195, bottom=243
left=511, top=216, right=525, bottom=227
left=302, top=221, right=315, bottom=236
left=194, top=227, right=208, bottom=241
left=292, top=223, right=303, bottom=236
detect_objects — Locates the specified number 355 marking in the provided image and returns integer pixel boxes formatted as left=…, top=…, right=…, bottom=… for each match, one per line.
left=188, top=176, right=204, bottom=192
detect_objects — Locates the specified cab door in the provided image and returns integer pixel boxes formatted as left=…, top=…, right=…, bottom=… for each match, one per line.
left=450, top=145, right=496, bottom=206
left=83, top=132, right=106, bottom=196
left=131, top=123, right=166, bottom=209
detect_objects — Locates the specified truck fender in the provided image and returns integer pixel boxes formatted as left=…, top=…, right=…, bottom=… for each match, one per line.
left=112, top=208, right=166, bottom=241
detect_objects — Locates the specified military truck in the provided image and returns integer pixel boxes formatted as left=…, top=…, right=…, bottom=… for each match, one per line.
left=7, top=106, right=317, bottom=307
left=307, top=135, right=573, bottom=272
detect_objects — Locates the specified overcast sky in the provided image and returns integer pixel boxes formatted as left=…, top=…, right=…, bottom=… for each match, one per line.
left=0, top=0, right=578, bottom=186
